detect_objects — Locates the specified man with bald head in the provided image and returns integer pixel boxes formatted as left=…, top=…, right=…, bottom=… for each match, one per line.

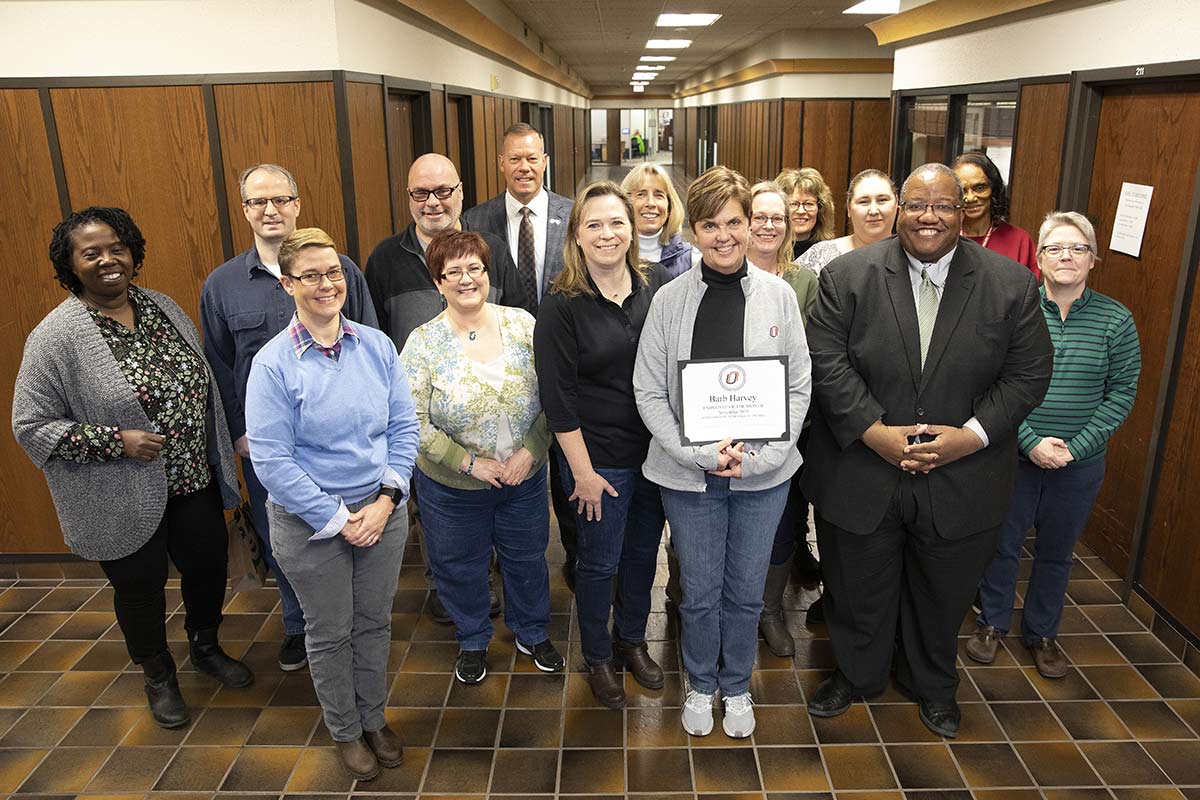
left=365, top=154, right=525, bottom=349
left=803, top=163, right=1052, bottom=737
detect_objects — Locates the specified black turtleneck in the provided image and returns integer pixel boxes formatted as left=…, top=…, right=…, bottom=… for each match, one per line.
left=691, top=261, right=747, bottom=360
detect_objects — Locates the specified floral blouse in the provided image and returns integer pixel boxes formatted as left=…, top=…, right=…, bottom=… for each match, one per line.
left=400, top=304, right=549, bottom=489
left=51, top=286, right=212, bottom=497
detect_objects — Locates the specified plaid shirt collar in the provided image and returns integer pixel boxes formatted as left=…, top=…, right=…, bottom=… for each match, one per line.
left=287, top=313, right=358, bottom=361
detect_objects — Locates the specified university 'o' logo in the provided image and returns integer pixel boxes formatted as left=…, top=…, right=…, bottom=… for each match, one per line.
left=719, top=363, right=746, bottom=392
left=769, top=325, right=779, bottom=338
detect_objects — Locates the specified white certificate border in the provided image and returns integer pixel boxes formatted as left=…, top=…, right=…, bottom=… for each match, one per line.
left=676, top=355, right=791, bottom=447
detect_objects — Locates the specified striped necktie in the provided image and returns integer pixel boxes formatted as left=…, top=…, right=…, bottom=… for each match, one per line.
left=918, top=266, right=939, bottom=369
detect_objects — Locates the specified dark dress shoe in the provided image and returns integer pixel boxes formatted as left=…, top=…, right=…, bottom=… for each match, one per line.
left=613, top=639, right=664, bottom=689
left=336, top=737, right=380, bottom=781
left=919, top=699, right=961, bottom=738
left=588, top=662, right=626, bottom=708
left=1029, top=637, right=1069, bottom=678
left=142, top=652, right=190, bottom=729
left=363, top=724, right=403, bottom=767
left=189, top=628, right=254, bottom=688
left=805, top=594, right=825, bottom=625
left=807, top=671, right=855, bottom=717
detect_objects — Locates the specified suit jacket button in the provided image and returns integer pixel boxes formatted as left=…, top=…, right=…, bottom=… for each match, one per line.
left=917, top=407, right=925, bottom=417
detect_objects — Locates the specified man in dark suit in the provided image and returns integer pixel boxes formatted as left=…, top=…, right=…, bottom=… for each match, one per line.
left=462, top=122, right=579, bottom=586
left=803, top=163, right=1053, bottom=737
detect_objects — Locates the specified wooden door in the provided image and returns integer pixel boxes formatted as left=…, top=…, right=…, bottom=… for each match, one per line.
left=1093, top=81, right=1200, bottom=630
left=386, top=93, right=415, bottom=231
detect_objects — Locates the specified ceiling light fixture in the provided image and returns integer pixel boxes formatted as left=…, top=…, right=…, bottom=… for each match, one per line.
left=632, top=73, right=658, bottom=80
left=639, top=65, right=666, bottom=71
left=842, top=0, right=899, bottom=13
left=633, top=85, right=645, bottom=93
left=655, top=13, right=721, bottom=26
left=640, top=55, right=676, bottom=62
left=646, top=39, right=692, bottom=49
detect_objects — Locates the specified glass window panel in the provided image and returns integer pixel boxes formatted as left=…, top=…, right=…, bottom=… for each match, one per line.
left=905, top=95, right=949, bottom=174
left=958, top=92, right=1017, bottom=182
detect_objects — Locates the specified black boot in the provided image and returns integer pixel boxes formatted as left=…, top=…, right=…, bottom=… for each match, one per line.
left=189, top=628, right=254, bottom=688
left=759, top=558, right=795, bottom=657
left=793, top=541, right=822, bottom=588
left=142, top=651, right=190, bottom=729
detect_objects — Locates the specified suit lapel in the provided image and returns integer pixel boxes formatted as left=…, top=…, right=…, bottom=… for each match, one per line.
left=544, top=193, right=569, bottom=291
left=919, top=246, right=976, bottom=392
left=883, top=244, right=922, bottom=392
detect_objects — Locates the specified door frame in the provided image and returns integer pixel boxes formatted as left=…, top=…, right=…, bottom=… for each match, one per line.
left=1057, top=58, right=1200, bottom=605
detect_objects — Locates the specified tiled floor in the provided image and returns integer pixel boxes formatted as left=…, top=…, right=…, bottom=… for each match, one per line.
left=1, top=530, right=1199, bottom=800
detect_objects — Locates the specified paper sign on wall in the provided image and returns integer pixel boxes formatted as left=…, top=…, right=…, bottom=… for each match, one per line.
left=1110, top=182, right=1154, bottom=258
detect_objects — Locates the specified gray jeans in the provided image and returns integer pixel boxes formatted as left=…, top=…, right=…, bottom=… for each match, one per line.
left=269, top=494, right=408, bottom=741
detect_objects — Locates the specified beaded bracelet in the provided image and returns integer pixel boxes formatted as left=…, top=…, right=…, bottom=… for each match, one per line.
left=466, top=453, right=476, bottom=476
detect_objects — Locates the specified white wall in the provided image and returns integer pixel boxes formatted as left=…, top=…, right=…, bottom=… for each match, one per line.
left=892, top=0, right=1200, bottom=90
left=679, top=29, right=893, bottom=91
left=591, top=97, right=674, bottom=110
left=679, top=73, right=893, bottom=107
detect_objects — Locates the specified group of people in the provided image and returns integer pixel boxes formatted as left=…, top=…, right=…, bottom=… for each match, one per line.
left=13, top=119, right=1141, bottom=780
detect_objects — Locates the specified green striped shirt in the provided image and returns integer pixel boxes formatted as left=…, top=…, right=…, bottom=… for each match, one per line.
left=1017, top=286, right=1141, bottom=465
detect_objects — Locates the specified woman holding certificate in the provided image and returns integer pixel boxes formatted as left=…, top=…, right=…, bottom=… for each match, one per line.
left=633, top=167, right=811, bottom=739
left=535, top=181, right=671, bottom=710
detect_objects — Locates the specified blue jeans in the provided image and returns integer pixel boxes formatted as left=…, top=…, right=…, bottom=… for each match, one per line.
left=415, top=467, right=551, bottom=651
left=978, top=457, right=1107, bottom=643
left=661, top=474, right=790, bottom=695
left=243, top=455, right=306, bottom=636
left=557, top=455, right=665, bottom=665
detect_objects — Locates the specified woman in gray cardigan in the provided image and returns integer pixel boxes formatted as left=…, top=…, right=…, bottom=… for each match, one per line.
left=12, top=207, right=250, bottom=729
left=633, top=168, right=811, bottom=740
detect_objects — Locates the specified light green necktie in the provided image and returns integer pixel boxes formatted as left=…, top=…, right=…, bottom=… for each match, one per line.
left=918, top=267, right=939, bottom=369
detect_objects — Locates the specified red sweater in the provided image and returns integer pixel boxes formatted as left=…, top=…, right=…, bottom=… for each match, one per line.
left=967, top=221, right=1040, bottom=281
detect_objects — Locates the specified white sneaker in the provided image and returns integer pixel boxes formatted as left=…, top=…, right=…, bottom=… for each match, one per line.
left=682, top=689, right=715, bottom=736
left=722, top=692, right=755, bottom=738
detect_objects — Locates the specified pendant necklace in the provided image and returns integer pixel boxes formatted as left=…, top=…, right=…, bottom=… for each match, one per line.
left=980, top=225, right=995, bottom=249
left=468, top=330, right=477, bottom=341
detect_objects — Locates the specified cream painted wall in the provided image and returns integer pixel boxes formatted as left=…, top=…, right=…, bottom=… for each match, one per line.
left=892, top=0, right=1200, bottom=90
left=0, top=0, right=340, bottom=76
left=678, top=72, right=894, bottom=107
left=591, top=98, right=674, bottom=110
left=679, top=29, right=894, bottom=90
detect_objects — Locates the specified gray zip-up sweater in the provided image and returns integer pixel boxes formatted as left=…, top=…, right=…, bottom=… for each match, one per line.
left=633, top=262, right=811, bottom=492
left=13, top=289, right=241, bottom=561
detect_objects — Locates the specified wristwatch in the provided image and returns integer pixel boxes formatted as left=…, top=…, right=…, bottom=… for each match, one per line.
left=379, top=485, right=399, bottom=504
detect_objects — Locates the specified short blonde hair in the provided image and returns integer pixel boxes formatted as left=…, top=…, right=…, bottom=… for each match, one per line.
left=776, top=167, right=836, bottom=243
left=687, top=166, right=751, bottom=231
left=750, top=181, right=796, bottom=275
left=278, top=228, right=337, bottom=274
left=1038, top=210, right=1099, bottom=255
left=621, top=164, right=685, bottom=245
left=551, top=181, right=648, bottom=299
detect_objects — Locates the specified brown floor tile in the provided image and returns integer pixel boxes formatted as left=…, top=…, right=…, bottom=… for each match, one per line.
left=73, top=640, right=134, bottom=671
left=692, top=747, right=761, bottom=792
left=121, top=715, right=191, bottom=746
left=748, top=669, right=804, bottom=704
left=445, top=673, right=507, bottom=707
left=219, top=745, right=303, bottom=792
left=1110, top=699, right=1196, bottom=739
left=626, top=671, right=684, bottom=708
left=17, top=746, right=111, bottom=793
left=499, top=708, right=563, bottom=748
left=565, top=670, right=607, bottom=708
left=490, top=749, right=559, bottom=793
left=60, top=707, right=144, bottom=746
left=822, top=744, right=896, bottom=791
left=950, top=743, right=1033, bottom=788
left=626, top=706, right=689, bottom=747
left=1082, top=605, right=1146, bottom=634
left=1152, top=617, right=1189, bottom=658
left=0, top=586, right=52, bottom=612
left=757, top=746, right=827, bottom=792
left=506, top=673, right=565, bottom=708
left=422, top=749, right=495, bottom=793
left=1142, top=740, right=1200, bottom=784
left=751, top=706, right=817, bottom=745
left=246, top=707, right=321, bottom=746
left=1, top=611, right=69, bottom=639
left=1024, top=666, right=1100, bottom=701
left=1168, top=698, right=1200, bottom=735
left=435, top=708, right=501, bottom=747
left=886, top=743, right=964, bottom=789
left=155, top=746, right=239, bottom=791
left=85, top=746, right=175, bottom=792
left=52, top=610, right=116, bottom=640
left=811, top=703, right=878, bottom=743
left=559, top=749, right=625, bottom=793
left=1013, top=742, right=1100, bottom=786
left=401, top=641, right=459, bottom=672
left=991, top=701, right=1070, bottom=741
left=1112, top=789, right=1188, bottom=800
left=0, top=747, right=48, bottom=793
left=564, top=707, right=622, bottom=747
left=223, top=587, right=281, bottom=614
left=269, top=673, right=321, bottom=706
left=1078, top=741, right=1170, bottom=785
left=954, top=703, right=1007, bottom=742
left=870, top=704, right=942, bottom=743
left=0, top=639, right=42, bottom=671
left=1109, top=632, right=1178, bottom=664
left=1040, top=792, right=1114, bottom=800
left=970, top=790, right=1042, bottom=799
left=356, top=743, right=428, bottom=792
left=1067, top=580, right=1121, bottom=605
left=0, top=706, right=23, bottom=738
left=1059, top=634, right=1124, bottom=666
left=389, top=672, right=451, bottom=707
left=0, top=706, right=86, bottom=747
left=79, top=586, right=116, bottom=612
left=31, top=586, right=99, bottom=612
left=284, top=747, right=355, bottom=793
left=1138, top=663, right=1200, bottom=698
left=625, top=747, right=690, bottom=793
left=185, top=706, right=261, bottom=745
left=1050, top=700, right=1130, bottom=740
left=1079, top=665, right=1159, bottom=699
left=968, top=667, right=1040, bottom=701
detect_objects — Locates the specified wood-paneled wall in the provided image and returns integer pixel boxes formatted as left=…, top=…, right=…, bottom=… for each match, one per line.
left=715, top=101, right=782, bottom=184
left=1008, top=82, right=1070, bottom=237
left=468, top=95, right=521, bottom=206
left=347, top=81, right=392, bottom=259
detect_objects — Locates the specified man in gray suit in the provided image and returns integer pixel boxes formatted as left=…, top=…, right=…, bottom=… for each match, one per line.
left=462, top=122, right=579, bottom=585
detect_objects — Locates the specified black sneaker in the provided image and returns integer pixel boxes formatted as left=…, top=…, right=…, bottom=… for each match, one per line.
left=454, top=649, right=488, bottom=684
left=278, top=634, right=308, bottom=671
left=516, top=639, right=565, bottom=673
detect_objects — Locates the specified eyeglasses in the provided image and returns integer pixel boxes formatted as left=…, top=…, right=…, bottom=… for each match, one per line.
left=1040, top=244, right=1093, bottom=258
left=442, top=264, right=486, bottom=281
left=408, top=183, right=461, bottom=202
left=243, top=195, right=298, bottom=210
left=788, top=200, right=818, bottom=212
left=286, top=267, right=345, bottom=286
left=900, top=201, right=963, bottom=218
left=751, top=214, right=787, bottom=228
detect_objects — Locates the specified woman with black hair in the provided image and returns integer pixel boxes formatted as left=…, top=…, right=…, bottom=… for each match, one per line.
left=953, top=151, right=1040, bottom=279
left=13, top=206, right=250, bottom=730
